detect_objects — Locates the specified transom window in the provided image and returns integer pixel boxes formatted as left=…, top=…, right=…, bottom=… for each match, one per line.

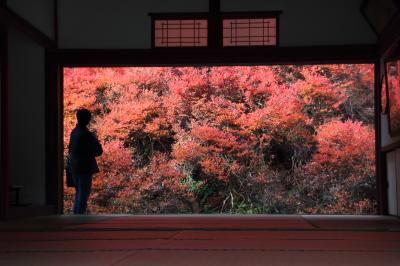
left=222, top=18, right=277, bottom=46
left=150, top=12, right=280, bottom=48
left=154, top=19, right=208, bottom=47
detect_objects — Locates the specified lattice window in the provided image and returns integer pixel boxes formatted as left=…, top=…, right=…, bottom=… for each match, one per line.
left=154, top=19, right=208, bottom=47
left=223, top=18, right=277, bottom=46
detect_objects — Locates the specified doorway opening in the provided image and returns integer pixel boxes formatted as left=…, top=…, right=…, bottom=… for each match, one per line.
left=63, top=64, right=376, bottom=215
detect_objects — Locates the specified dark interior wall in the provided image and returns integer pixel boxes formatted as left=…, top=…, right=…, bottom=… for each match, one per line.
left=0, top=0, right=54, bottom=214
left=57, top=0, right=376, bottom=49
left=58, top=0, right=209, bottom=49
left=0, top=24, right=6, bottom=219
left=221, top=0, right=376, bottom=46
left=6, top=0, right=54, bottom=39
left=7, top=28, right=46, bottom=205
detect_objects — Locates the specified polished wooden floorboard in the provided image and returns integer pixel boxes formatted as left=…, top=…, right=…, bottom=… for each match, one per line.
left=1, top=215, right=400, bottom=265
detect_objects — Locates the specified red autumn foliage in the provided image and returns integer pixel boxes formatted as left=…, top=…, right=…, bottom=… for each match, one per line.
left=64, top=65, right=376, bottom=214
left=387, top=60, right=400, bottom=132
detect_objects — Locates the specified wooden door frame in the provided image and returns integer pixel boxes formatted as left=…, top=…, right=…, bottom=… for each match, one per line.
left=45, top=45, right=386, bottom=214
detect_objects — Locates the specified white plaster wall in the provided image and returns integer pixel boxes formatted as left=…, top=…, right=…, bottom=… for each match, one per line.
left=396, top=149, right=400, bottom=215
left=8, top=28, right=46, bottom=205
left=386, top=148, right=400, bottom=216
left=381, top=114, right=400, bottom=147
left=386, top=151, right=397, bottom=215
left=58, top=0, right=376, bottom=49
left=7, top=0, right=54, bottom=39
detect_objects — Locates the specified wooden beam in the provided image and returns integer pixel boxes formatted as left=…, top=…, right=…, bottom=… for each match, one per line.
left=209, top=0, right=220, bottom=14
left=45, top=50, right=63, bottom=213
left=0, top=6, right=55, bottom=48
left=374, top=60, right=387, bottom=215
left=382, top=140, right=400, bottom=153
left=51, top=45, right=378, bottom=67
left=208, top=0, right=221, bottom=49
left=379, top=11, right=400, bottom=54
left=360, top=0, right=379, bottom=37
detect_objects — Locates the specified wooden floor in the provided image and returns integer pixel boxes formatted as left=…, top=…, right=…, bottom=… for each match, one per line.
left=1, top=215, right=400, bottom=265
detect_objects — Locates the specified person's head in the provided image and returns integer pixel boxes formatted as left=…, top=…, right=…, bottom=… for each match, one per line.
left=76, top=108, right=91, bottom=127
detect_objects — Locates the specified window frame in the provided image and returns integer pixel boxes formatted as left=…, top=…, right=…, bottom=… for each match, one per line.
left=149, top=13, right=210, bottom=49
left=149, top=11, right=281, bottom=49
left=221, top=12, right=280, bottom=47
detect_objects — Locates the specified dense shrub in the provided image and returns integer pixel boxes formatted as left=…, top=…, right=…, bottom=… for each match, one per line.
left=64, top=65, right=376, bottom=214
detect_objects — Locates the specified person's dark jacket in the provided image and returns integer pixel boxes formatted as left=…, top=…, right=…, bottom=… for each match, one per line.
left=68, top=125, right=103, bottom=175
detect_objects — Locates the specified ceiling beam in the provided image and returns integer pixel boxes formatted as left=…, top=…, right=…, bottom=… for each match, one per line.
left=379, top=11, right=400, bottom=54
left=51, top=45, right=378, bottom=67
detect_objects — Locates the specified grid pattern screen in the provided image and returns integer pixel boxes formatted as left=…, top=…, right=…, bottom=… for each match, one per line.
left=223, top=18, right=277, bottom=46
left=154, top=19, right=208, bottom=47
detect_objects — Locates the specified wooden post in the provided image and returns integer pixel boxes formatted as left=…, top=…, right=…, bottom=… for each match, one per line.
left=0, top=27, right=9, bottom=220
left=208, top=0, right=221, bottom=49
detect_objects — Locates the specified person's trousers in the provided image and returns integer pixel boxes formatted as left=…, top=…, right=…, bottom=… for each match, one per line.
left=72, top=174, right=92, bottom=214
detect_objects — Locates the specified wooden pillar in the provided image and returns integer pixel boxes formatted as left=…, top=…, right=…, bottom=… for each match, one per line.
left=208, top=0, right=221, bottom=49
left=45, top=50, right=63, bottom=213
left=0, top=3, right=9, bottom=220
left=375, top=59, right=388, bottom=215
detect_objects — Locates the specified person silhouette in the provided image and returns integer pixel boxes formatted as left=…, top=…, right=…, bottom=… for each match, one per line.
left=68, top=108, right=103, bottom=214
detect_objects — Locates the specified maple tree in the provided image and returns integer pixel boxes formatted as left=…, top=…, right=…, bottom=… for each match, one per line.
left=64, top=64, right=376, bottom=214
left=387, top=60, right=400, bottom=133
